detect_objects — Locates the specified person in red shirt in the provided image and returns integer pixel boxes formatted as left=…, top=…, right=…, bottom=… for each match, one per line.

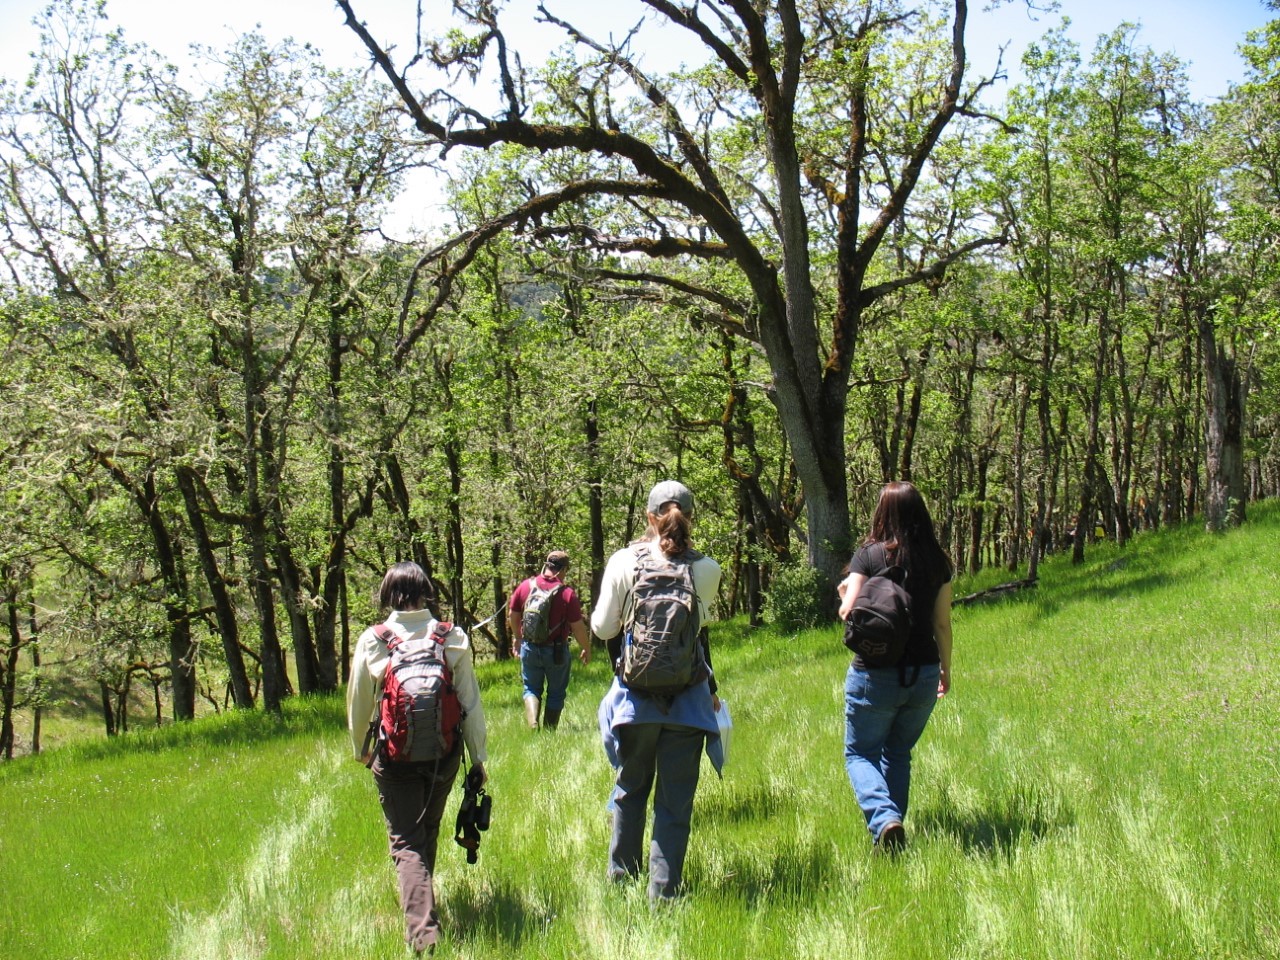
left=508, top=550, right=592, bottom=729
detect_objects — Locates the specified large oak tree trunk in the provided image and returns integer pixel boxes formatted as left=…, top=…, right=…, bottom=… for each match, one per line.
left=1201, top=313, right=1246, bottom=530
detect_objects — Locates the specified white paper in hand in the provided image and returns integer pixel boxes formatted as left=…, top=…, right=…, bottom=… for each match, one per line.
left=715, top=698, right=732, bottom=767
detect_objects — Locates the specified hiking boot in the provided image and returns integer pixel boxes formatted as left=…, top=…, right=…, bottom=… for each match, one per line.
left=544, top=708, right=562, bottom=730
left=523, top=695, right=541, bottom=730
left=875, top=821, right=907, bottom=855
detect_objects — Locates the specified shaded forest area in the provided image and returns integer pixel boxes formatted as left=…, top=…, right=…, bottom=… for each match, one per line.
left=2, top=0, right=1277, bottom=753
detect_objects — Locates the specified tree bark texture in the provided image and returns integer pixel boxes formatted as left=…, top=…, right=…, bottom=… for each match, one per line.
left=1200, top=314, right=1246, bottom=530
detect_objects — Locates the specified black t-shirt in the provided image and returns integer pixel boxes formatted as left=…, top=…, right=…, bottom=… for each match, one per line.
left=850, top=542, right=950, bottom=667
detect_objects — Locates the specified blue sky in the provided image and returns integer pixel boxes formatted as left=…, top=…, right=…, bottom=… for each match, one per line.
left=0, top=0, right=1270, bottom=232
left=0, top=0, right=1272, bottom=102
left=969, top=0, right=1272, bottom=100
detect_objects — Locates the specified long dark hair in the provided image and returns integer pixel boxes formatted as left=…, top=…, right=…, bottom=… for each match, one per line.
left=378, top=561, right=431, bottom=612
left=864, top=481, right=952, bottom=584
left=643, top=502, right=692, bottom=557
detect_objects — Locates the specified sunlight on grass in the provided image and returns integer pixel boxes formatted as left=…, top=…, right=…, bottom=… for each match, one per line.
left=4, top=507, right=1280, bottom=959
left=169, top=748, right=343, bottom=960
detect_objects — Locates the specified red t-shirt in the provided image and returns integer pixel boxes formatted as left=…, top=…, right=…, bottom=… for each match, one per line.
left=510, top=574, right=583, bottom=643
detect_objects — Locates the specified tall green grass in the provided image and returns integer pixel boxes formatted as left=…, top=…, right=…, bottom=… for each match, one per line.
left=3, top=506, right=1278, bottom=959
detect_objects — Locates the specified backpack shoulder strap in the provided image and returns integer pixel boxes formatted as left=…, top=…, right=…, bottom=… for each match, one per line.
left=873, top=542, right=892, bottom=573
left=544, top=582, right=567, bottom=613
left=547, top=582, right=569, bottom=634
left=625, top=543, right=651, bottom=626
left=373, top=623, right=399, bottom=649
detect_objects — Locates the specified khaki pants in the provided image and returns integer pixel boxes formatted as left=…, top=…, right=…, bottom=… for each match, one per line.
left=371, top=747, right=462, bottom=951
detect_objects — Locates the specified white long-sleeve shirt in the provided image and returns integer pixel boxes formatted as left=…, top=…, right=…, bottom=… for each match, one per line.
left=590, top=541, right=721, bottom=640
left=346, top=608, right=488, bottom=763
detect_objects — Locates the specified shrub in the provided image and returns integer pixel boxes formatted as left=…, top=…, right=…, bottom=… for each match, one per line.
left=763, top=562, right=828, bottom=630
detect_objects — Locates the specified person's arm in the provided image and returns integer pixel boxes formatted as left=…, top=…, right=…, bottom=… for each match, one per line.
left=933, top=581, right=953, bottom=697
left=570, top=618, right=591, bottom=664
left=694, top=557, right=723, bottom=702
left=590, top=551, right=629, bottom=641
left=837, top=572, right=868, bottom=620
left=448, top=630, right=489, bottom=772
left=508, top=581, right=525, bottom=657
left=345, top=628, right=382, bottom=761
left=508, top=606, right=522, bottom=657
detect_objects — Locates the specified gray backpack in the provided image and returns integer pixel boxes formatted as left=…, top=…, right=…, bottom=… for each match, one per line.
left=619, top=543, right=705, bottom=695
left=521, top=579, right=565, bottom=645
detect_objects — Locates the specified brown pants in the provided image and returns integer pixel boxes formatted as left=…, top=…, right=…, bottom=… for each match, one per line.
left=371, top=748, right=462, bottom=952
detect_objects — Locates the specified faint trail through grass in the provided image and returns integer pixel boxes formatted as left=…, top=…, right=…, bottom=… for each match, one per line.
left=169, top=748, right=342, bottom=960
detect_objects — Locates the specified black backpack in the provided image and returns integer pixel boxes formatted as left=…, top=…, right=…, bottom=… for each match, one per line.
left=843, top=562, right=912, bottom=669
left=521, top=579, right=566, bottom=645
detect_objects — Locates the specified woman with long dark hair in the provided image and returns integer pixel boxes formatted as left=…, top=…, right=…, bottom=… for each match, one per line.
left=837, top=481, right=953, bottom=852
left=593, top=480, right=724, bottom=900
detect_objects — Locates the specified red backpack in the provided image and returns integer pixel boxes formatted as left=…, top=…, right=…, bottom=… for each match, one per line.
left=372, top=621, right=463, bottom=763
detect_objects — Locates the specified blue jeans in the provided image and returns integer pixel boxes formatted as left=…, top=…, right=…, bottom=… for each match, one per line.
left=521, top=643, right=572, bottom=710
left=843, top=662, right=940, bottom=841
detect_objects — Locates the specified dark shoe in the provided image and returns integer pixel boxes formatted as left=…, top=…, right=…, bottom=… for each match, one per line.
left=875, top=821, right=906, bottom=855
left=544, top=708, right=562, bottom=729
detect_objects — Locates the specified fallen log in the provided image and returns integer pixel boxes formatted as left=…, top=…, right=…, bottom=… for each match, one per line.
left=952, top=577, right=1038, bottom=607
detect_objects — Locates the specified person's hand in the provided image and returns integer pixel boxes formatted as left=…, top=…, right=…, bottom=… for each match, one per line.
left=578, top=644, right=591, bottom=665
left=937, top=668, right=950, bottom=699
left=510, top=641, right=520, bottom=658
left=712, top=694, right=722, bottom=713
left=469, top=762, right=488, bottom=788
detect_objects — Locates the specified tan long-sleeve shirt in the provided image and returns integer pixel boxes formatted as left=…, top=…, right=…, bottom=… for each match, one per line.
left=346, top=608, right=488, bottom=763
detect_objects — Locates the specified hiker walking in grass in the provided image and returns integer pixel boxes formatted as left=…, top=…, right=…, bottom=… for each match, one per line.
left=347, top=561, right=488, bottom=957
left=508, top=549, right=592, bottom=730
left=837, top=480, right=953, bottom=853
left=594, top=480, right=724, bottom=900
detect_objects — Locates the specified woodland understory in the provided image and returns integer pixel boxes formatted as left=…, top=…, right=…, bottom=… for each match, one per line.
left=1, top=0, right=1277, bottom=752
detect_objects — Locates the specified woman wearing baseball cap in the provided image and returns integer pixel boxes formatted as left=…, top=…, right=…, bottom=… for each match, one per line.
left=593, top=480, right=725, bottom=901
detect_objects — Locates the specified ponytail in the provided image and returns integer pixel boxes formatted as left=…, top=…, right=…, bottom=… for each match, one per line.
left=647, top=503, right=692, bottom=557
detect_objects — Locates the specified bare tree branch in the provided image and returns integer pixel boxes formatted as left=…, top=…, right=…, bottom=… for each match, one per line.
left=530, top=224, right=733, bottom=260
left=858, top=229, right=1007, bottom=305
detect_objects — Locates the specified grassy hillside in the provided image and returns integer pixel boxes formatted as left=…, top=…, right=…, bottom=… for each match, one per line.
left=3, top=506, right=1278, bottom=960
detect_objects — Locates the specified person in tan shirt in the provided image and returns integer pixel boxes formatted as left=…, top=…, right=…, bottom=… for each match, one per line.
left=347, top=561, right=488, bottom=956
